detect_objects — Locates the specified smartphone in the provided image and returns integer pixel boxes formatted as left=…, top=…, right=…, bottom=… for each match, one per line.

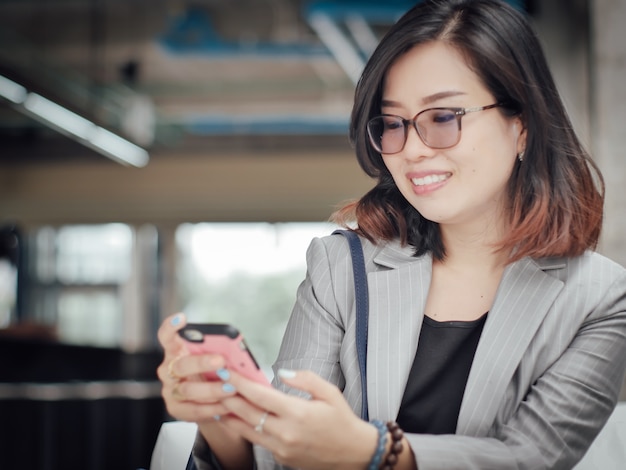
left=177, top=323, right=271, bottom=386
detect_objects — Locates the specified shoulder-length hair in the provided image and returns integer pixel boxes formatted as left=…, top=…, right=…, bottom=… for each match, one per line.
left=333, top=0, right=604, bottom=262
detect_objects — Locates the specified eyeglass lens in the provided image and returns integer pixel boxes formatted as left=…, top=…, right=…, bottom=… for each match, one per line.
left=367, top=108, right=460, bottom=153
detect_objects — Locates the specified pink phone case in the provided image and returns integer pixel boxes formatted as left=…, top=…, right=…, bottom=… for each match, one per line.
left=178, top=323, right=270, bottom=386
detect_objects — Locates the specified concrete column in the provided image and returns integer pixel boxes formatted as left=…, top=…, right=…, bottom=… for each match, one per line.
left=590, top=0, right=626, bottom=400
left=591, top=0, right=626, bottom=267
left=532, top=0, right=591, bottom=146
left=534, top=0, right=626, bottom=401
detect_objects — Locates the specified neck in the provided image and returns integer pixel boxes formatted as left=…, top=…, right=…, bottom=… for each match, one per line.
left=439, top=221, right=510, bottom=271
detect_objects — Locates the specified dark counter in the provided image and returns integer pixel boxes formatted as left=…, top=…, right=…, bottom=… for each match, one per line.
left=0, top=337, right=168, bottom=470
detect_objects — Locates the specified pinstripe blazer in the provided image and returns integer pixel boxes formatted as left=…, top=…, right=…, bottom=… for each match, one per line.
left=196, top=233, right=626, bottom=470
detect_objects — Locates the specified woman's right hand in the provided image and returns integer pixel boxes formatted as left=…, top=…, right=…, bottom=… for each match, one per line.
left=157, top=313, right=255, bottom=469
left=157, top=313, right=235, bottom=423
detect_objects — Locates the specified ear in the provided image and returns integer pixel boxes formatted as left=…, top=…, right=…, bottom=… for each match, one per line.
left=513, top=118, right=527, bottom=154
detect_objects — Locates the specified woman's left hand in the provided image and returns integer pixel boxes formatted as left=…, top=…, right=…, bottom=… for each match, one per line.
left=217, top=369, right=377, bottom=470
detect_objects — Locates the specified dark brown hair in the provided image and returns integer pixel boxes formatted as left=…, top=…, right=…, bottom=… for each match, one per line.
left=333, top=0, right=603, bottom=262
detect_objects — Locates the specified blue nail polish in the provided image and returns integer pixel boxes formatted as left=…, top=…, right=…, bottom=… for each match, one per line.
left=222, top=383, right=236, bottom=393
left=216, top=368, right=230, bottom=381
left=278, top=368, right=297, bottom=379
left=170, top=315, right=182, bottom=326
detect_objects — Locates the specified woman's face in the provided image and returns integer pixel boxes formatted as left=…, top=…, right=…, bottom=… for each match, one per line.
left=379, top=41, right=525, bottom=233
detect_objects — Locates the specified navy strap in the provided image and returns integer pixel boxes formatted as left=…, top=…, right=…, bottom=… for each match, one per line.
left=333, top=229, right=369, bottom=421
left=185, top=453, right=196, bottom=470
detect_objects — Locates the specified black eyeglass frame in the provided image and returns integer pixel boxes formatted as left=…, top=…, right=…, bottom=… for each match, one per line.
left=367, top=103, right=502, bottom=154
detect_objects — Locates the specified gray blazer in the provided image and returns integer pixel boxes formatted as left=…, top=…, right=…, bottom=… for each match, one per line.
left=198, top=234, right=626, bottom=470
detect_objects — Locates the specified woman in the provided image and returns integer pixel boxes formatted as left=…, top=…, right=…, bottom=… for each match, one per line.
left=158, top=0, right=626, bottom=468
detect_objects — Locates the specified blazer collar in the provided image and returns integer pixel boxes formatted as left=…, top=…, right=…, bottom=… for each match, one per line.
left=365, top=245, right=565, bottom=432
left=372, top=239, right=416, bottom=268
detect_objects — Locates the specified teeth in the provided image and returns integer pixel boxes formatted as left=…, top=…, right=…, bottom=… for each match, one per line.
left=411, top=174, right=449, bottom=186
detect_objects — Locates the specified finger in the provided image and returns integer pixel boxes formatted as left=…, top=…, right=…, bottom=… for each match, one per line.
left=218, top=398, right=277, bottom=447
left=219, top=369, right=341, bottom=421
left=156, top=313, right=192, bottom=383
left=171, top=352, right=228, bottom=381
left=167, top=355, right=184, bottom=380
left=275, top=369, right=343, bottom=403
left=162, top=379, right=235, bottom=422
left=165, top=393, right=230, bottom=423
left=216, top=384, right=284, bottom=440
left=173, top=378, right=236, bottom=403
left=157, top=354, right=188, bottom=384
left=220, top=393, right=266, bottom=423
left=219, top=412, right=274, bottom=447
left=157, top=313, right=187, bottom=359
left=219, top=369, right=290, bottom=416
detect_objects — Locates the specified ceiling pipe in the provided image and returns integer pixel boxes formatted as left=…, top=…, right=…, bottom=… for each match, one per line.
left=307, top=12, right=365, bottom=85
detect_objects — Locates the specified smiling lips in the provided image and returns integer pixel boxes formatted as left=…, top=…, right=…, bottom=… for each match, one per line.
left=411, top=173, right=451, bottom=186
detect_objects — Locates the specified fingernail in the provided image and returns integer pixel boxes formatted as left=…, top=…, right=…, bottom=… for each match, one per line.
left=170, top=314, right=183, bottom=326
left=222, top=383, right=236, bottom=393
left=216, top=368, right=230, bottom=381
left=213, top=415, right=221, bottom=421
left=278, top=369, right=296, bottom=379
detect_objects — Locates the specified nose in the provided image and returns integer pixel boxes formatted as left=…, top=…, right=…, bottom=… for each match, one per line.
left=400, top=122, right=436, bottom=160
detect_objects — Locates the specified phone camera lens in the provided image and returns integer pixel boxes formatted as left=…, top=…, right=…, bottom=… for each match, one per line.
left=184, top=329, right=204, bottom=342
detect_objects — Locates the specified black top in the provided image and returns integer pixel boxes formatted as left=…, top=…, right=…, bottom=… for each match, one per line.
left=396, top=313, right=487, bottom=434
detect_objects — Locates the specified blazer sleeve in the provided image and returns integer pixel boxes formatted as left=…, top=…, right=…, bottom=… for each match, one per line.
left=406, top=268, right=626, bottom=470
left=272, top=235, right=352, bottom=393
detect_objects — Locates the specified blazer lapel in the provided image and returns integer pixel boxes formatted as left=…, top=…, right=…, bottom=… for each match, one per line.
left=362, top=243, right=566, bottom=429
left=365, top=244, right=432, bottom=420
left=456, top=257, right=565, bottom=436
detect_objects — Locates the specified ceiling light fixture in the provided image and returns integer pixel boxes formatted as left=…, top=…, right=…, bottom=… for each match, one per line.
left=0, top=74, right=149, bottom=168
left=0, top=75, right=27, bottom=104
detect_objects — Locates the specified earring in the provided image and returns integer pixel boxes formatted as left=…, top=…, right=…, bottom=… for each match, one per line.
left=517, top=151, right=525, bottom=162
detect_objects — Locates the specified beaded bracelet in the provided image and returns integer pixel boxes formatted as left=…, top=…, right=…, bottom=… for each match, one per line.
left=368, top=419, right=388, bottom=470
left=382, top=421, right=404, bottom=470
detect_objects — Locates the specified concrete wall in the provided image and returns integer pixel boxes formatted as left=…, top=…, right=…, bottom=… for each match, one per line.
left=590, top=0, right=626, bottom=401
left=535, top=0, right=626, bottom=400
left=533, top=0, right=592, bottom=145
left=590, top=0, right=626, bottom=269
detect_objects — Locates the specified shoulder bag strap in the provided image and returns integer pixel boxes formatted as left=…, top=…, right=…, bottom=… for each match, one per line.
left=333, top=229, right=369, bottom=421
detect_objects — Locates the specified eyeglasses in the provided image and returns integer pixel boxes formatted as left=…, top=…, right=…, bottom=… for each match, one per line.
left=366, top=103, right=501, bottom=154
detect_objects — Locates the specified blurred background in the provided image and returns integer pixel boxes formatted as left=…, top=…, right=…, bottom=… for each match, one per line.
left=0, top=0, right=624, bottom=469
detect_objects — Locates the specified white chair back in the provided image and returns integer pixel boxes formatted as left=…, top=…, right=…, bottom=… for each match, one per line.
left=150, top=421, right=197, bottom=470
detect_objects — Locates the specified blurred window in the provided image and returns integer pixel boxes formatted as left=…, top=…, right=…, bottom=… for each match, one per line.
left=18, top=222, right=336, bottom=359
left=23, top=224, right=133, bottom=347
left=175, top=222, right=337, bottom=369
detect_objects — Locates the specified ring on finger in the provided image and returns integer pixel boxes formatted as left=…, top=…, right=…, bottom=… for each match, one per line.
left=167, top=357, right=182, bottom=380
left=172, top=382, right=185, bottom=401
left=255, top=411, right=269, bottom=433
